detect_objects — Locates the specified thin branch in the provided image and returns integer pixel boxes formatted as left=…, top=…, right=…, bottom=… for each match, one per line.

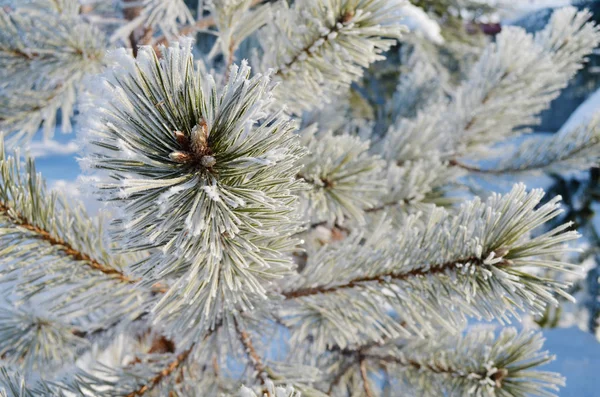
left=152, top=0, right=265, bottom=50
left=0, top=202, right=133, bottom=284
left=364, top=197, right=414, bottom=213
left=235, top=320, right=269, bottom=386
left=450, top=132, right=600, bottom=175
left=0, top=201, right=168, bottom=296
left=123, top=0, right=144, bottom=56
left=359, top=359, right=374, bottom=397
left=274, top=10, right=355, bottom=76
left=364, top=353, right=509, bottom=388
left=461, top=70, right=510, bottom=133
left=224, top=38, right=236, bottom=83
left=326, top=342, right=386, bottom=394
left=125, top=346, right=193, bottom=397
left=283, top=256, right=482, bottom=299
left=327, top=360, right=356, bottom=394
left=152, top=15, right=214, bottom=50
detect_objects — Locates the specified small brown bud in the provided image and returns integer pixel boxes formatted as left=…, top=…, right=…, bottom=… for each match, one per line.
left=191, top=118, right=210, bottom=153
left=169, top=151, right=192, bottom=163
left=341, top=10, right=354, bottom=24
left=174, top=130, right=189, bottom=148
left=490, top=368, right=509, bottom=388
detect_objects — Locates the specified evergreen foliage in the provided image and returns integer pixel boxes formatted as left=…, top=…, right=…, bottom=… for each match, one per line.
left=1, top=1, right=600, bottom=396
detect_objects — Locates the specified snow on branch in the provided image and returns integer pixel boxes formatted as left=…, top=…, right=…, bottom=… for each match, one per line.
left=112, top=0, right=194, bottom=43
left=257, top=0, right=407, bottom=113
left=0, top=137, right=147, bottom=363
left=448, top=7, right=600, bottom=152
left=297, top=129, right=386, bottom=226
left=240, top=381, right=301, bottom=397
left=0, top=306, right=88, bottom=373
left=457, top=117, right=600, bottom=175
left=206, top=0, right=272, bottom=67
left=281, top=184, right=580, bottom=350
left=0, top=3, right=106, bottom=142
left=363, top=328, right=563, bottom=397
left=80, top=40, right=305, bottom=346
left=384, top=7, right=600, bottom=167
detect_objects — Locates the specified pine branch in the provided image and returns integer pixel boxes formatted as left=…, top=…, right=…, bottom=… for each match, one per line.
left=273, top=9, right=355, bottom=76
left=326, top=359, right=356, bottom=394
left=258, top=0, right=406, bottom=112
left=364, top=328, right=564, bottom=396
left=475, top=118, right=600, bottom=175
left=240, top=381, right=301, bottom=397
left=283, top=255, right=480, bottom=299
left=280, top=185, right=581, bottom=350
left=0, top=139, right=154, bottom=365
left=124, top=347, right=193, bottom=397
left=151, top=0, right=265, bottom=50
left=382, top=7, right=600, bottom=166
left=0, top=306, right=88, bottom=372
left=113, top=0, right=193, bottom=45
left=0, top=3, right=106, bottom=141
left=153, top=13, right=214, bottom=48
left=449, top=7, right=600, bottom=151
left=81, top=41, right=304, bottom=345
left=122, top=0, right=146, bottom=56
left=296, top=130, right=385, bottom=225
left=0, top=201, right=133, bottom=284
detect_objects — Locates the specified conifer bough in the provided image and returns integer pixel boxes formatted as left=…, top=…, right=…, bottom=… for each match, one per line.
left=1, top=1, right=600, bottom=396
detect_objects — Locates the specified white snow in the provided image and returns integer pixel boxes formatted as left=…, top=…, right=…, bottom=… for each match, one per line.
left=398, top=3, right=444, bottom=44
left=483, top=0, right=572, bottom=22
left=560, top=87, right=600, bottom=133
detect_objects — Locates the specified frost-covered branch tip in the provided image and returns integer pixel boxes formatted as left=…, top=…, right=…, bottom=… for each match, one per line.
left=481, top=117, right=600, bottom=174
left=80, top=40, right=305, bottom=344
left=281, top=184, right=580, bottom=350
left=240, top=381, right=300, bottom=397
left=258, top=0, right=407, bottom=113
left=383, top=6, right=600, bottom=164
left=448, top=6, right=600, bottom=151
left=0, top=137, right=147, bottom=371
left=363, top=328, right=563, bottom=397
left=0, top=3, right=106, bottom=142
left=297, top=129, right=386, bottom=226
left=113, top=0, right=194, bottom=43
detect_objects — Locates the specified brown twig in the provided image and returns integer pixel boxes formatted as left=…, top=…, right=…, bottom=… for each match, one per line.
left=327, top=360, right=356, bottom=394
left=125, top=346, right=193, bottom=397
left=283, top=256, right=480, bottom=299
left=359, top=359, right=374, bottom=397
left=123, top=0, right=144, bottom=56
left=448, top=158, right=489, bottom=173
left=274, top=9, right=355, bottom=77
left=365, top=353, right=509, bottom=388
left=0, top=202, right=134, bottom=283
left=123, top=0, right=154, bottom=56
left=363, top=197, right=413, bottom=213
left=224, top=38, right=236, bottom=82
left=236, top=321, right=269, bottom=386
